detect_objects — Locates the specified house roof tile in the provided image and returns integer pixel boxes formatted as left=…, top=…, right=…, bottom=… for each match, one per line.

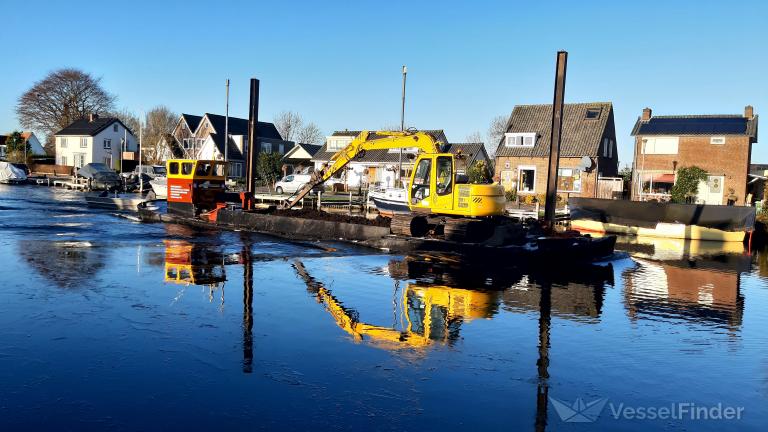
left=494, top=102, right=613, bottom=158
left=55, top=117, right=134, bottom=137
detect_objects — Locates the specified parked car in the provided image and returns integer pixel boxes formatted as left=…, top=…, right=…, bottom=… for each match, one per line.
left=274, top=174, right=311, bottom=194
left=122, top=164, right=166, bottom=179
left=78, top=163, right=122, bottom=191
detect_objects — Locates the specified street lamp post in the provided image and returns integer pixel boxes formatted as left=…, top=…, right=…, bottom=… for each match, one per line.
left=397, top=65, right=407, bottom=185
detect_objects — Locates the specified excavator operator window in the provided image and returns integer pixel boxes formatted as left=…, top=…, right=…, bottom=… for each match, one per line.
left=411, top=159, right=431, bottom=203
left=169, top=162, right=179, bottom=175
left=436, top=156, right=453, bottom=195
left=181, top=162, right=194, bottom=175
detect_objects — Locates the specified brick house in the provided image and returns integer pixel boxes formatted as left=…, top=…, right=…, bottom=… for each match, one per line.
left=630, top=106, right=758, bottom=205
left=494, top=102, right=619, bottom=199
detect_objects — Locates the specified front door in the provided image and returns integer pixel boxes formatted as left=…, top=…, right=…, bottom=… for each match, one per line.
left=697, top=175, right=724, bottom=205
left=74, top=153, right=86, bottom=168
left=500, top=170, right=514, bottom=191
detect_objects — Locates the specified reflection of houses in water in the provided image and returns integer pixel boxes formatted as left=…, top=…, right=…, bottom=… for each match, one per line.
left=619, top=238, right=749, bottom=329
left=290, top=255, right=614, bottom=353
left=18, top=240, right=108, bottom=289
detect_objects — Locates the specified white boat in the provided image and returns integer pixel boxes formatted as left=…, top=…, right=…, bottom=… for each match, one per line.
left=149, top=177, right=167, bottom=199
left=369, top=188, right=409, bottom=216
left=0, top=161, right=27, bottom=184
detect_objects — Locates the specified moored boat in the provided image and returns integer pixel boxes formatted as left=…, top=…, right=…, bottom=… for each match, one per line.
left=369, top=187, right=409, bottom=216
left=569, top=197, right=755, bottom=242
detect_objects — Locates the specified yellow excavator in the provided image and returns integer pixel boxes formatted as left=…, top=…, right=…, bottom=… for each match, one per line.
left=282, top=130, right=507, bottom=240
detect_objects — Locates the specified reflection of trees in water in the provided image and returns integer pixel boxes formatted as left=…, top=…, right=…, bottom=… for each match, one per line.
left=19, top=240, right=108, bottom=289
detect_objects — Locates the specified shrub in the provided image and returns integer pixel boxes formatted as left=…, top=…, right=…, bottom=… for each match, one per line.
left=505, top=188, right=517, bottom=202
left=670, top=166, right=707, bottom=204
left=467, top=160, right=491, bottom=183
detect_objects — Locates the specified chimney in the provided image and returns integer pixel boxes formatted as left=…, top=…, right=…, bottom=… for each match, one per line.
left=89, top=113, right=99, bottom=122
left=745, top=105, right=754, bottom=119
left=246, top=78, right=260, bottom=195
left=642, top=107, right=652, bottom=121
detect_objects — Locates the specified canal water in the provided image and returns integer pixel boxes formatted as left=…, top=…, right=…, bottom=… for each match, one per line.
left=1, top=185, right=766, bottom=431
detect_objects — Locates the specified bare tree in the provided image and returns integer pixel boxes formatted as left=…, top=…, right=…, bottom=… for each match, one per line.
left=142, top=106, right=178, bottom=163
left=465, top=131, right=484, bottom=143
left=16, top=68, right=116, bottom=153
left=109, top=107, right=141, bottom=137
left=274, top=111, right=325, bottom=144
left=273, top=111, right=303, bottom=142
left=296, top=122, right=323, bottom=144
left=486, top=114, right=509, bottom=158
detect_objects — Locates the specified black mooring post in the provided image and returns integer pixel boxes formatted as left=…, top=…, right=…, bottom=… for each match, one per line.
left=544, top=51, right=568, bottom=230
left=246, top=78, right=260, bottom=196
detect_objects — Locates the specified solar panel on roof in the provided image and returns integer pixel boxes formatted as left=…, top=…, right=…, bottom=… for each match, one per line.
left=639, top=117, right=747, bottom=135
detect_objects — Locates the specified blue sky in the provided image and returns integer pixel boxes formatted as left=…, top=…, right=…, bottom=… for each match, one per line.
left=1, top=0, right=765, bottom=165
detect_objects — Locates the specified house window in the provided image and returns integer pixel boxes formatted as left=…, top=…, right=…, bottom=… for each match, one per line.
left=229, top=162, right=243, bottom=178
left=103, top=139, right=112, bottom=149
left=182, top=138, right=192, bottom=149
left=327, top=139, right=349, bottom=151
left=104, top=156, right=112, bottom=168
left=517, top=166, right=536, bottom=193
left=557, top=168, right=581, bottom=192
left=585, top=108, right=602, bottom=119
left=262, top=142, right=272, bottom=153
left=113, top=124, right=118, bottom=132
left=60, top=137, right=68, bottom=148
left=196, top=138, right=204, bottom=148
left=505, top=133, right=536, bottom=147
left=710, top=136, right=726, bottom=145
left=603, top=138, right=614, bottom=158
left=279, top=144, right=285, bottom=154
left=60, top=156, right=68, bottom=166
left=642, top=137, right=678, bottom=154
left=80, top=137, right=88, bottom=148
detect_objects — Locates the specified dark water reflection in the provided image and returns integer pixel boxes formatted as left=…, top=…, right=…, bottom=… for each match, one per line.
left=1, top=185, right=767, bottom=431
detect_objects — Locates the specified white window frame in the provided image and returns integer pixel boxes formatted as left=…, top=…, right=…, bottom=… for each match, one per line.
left=80, top=137, right=88, bottom=148
left=642, top=136, right=679, bottom=155
left=517, top=165, right=537, bottom=193
left=60, top=137, right=68, bottom=148
left=262, top=142, right=272, bottom=154
left=103, top=139, right=112, bottom=149
left=710, top=136, right=726, bottom=145
left=60, top=156, right=68, bottom=166
left=505, top=133, right=536, bottom=147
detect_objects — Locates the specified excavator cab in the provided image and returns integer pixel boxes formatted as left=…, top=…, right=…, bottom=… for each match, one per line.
left=408, top=153, right=505, bottom=217
left=166, top=159, right=228, bottom=218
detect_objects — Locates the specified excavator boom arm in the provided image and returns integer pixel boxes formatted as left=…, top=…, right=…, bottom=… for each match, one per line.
left=280, top=130, right=442, bottom=209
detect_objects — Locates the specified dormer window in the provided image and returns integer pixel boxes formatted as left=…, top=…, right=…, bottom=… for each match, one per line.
left=585, top=108, right=602, bottom=119
left=504, top=133, right=536, bottom=147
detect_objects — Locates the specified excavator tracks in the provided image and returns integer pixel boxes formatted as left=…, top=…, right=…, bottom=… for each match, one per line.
left=391, top=214, right=429, bottom=237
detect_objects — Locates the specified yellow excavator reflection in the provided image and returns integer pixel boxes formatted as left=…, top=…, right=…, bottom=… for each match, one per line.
left=292, top=260, right=499, bottom=351
left=163, top=240, right=227, bottom=287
